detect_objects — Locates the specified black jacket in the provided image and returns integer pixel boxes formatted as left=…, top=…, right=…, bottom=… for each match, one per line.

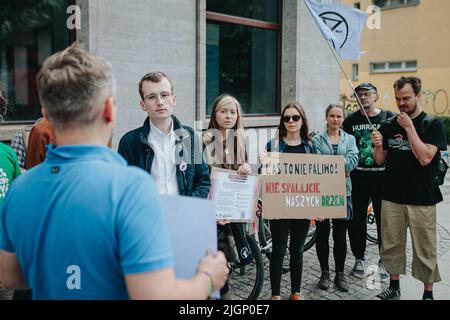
left=118, top=116, right=211, bottom=198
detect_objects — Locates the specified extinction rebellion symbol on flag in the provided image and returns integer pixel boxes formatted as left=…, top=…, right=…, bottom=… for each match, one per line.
left=304, top=0, right=367, bottom=60
left=319, top=11, right=349, bottom=50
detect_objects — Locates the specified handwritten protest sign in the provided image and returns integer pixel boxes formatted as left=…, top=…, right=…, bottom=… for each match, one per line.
left=260, top=152, right=346, bottom=219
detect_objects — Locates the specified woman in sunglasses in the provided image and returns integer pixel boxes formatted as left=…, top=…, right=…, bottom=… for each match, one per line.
left=312, top=104, right=358, bottom=292
left=259, top=102, right=316, bottom=300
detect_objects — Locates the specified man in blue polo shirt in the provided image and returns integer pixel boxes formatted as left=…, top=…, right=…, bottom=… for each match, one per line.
left=0, top=45, right=227, bottom=300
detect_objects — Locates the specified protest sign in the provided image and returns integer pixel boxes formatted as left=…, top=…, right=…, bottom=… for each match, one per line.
left=209, top=168, right=259, bottom=222
left=260, top=152, right=346, bottom=219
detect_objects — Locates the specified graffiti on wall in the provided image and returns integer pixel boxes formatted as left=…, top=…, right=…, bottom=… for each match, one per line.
left=420, top=89, right=449, bottom=115
left=339, top=93, right=359, bottom=113
left=339, top=89, right=449, bottom=116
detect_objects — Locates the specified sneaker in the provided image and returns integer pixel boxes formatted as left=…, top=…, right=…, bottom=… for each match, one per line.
left=318, top=271, right=331, bottom=290
left=423, top=291, right=434, bottom=300
left=378, top=262, right=389, bottom=284
left=334, top=272, right=349, bottom=292
left=376, top=287, right=401, bottom=300
left=270, top=295, right=281, bottom=300
left=352, top=259, right=366, bottom=278
left=289, top=292, right=304, bottom=300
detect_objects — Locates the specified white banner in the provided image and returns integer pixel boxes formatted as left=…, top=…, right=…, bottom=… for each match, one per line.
left=304, top=0, right=367, bottom=60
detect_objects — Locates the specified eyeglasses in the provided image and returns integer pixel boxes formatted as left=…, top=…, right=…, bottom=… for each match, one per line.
left=356, top=91, right=374, bottom=98
left=144, top=92, right=172, bottom=103
left=283, top=115, right=301, bottom=123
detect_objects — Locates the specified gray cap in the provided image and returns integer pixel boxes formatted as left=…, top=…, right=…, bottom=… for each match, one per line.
left=355, top=82, right=377, bottom=93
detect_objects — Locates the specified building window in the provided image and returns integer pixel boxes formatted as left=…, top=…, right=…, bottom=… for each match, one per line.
left=354, top=2, right=361, bottom=9
left=373, top=0, right=419, bottom=9
left=0, top=0, right=74, bottom=123
left=352, top=64, right=359, bottom=81
left=206, top=0, right=281, bottom=116
left=370, top=60, right=417, bottom=73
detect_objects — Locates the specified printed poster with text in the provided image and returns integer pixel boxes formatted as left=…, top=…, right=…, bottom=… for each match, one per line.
left=210, top=168, right=259, bottom=222
left=260, top=152, right=346, bottom=219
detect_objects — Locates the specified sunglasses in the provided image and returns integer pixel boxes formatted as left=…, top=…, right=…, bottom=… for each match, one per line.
left=283, top=115, right=301, bottom=123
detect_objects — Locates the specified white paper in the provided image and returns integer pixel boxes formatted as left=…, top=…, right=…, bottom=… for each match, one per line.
left=160, top=195, right=219, bottom=298
left=209, top=168, right=259, bottom=222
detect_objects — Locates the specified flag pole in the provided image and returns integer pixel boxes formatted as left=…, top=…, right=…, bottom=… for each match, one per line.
left=324, top=39, right=373, bottom=127
left=303, top=0, right=373, bottom=127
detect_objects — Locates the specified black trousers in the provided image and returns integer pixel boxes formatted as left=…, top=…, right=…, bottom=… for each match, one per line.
left=348, top=170, right=383, bottom=260
left=315, top=219, right=348, bottom=273
left=269, top=219, right=310, bottom=295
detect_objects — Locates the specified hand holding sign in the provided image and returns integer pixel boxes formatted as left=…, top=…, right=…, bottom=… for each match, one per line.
left=196, top=250, right=229, bottom=291
left=259, top=150, right=268, bottom=165
left=238, top=163, right=252, bottom=175
left=217, top=219, right=231, bottom=226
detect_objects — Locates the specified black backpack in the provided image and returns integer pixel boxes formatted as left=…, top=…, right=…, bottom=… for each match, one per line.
left=421, top=115, right=448, bottom=186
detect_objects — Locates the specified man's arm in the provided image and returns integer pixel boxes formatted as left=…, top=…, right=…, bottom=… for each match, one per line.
left=398, top=113, right=438, bottom=167
left=405, top=128, right=438, bottom=166
left=373, top=146, right=387, bottom=165
left=0, top=251, right=27, bottom=290
left=125, top=251, right=227, bottom=300
left=371, top=128, right=387, bottom=165
left=126, top=269, right=209, bottom=300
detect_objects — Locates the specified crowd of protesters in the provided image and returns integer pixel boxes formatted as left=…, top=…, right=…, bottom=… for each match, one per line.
left=0, top=45, right=446, bottom=301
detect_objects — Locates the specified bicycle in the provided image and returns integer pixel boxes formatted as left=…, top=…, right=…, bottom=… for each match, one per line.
left=222, top=221, right=265, bottom=300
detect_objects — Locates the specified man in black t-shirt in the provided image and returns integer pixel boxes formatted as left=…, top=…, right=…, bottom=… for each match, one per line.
left=343, top=83, right=394, bottom=282
left=371, top=76, right=446, bottom=300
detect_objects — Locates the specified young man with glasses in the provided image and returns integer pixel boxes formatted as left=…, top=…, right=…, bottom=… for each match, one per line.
left=118, top=72, right=210, bottom=198
left=343, top=83, right=394, bottom=283
left=371, top=77, right=446, bottom=300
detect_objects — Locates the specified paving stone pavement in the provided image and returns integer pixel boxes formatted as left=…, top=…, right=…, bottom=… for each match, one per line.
left=255, top=222, right=450, bottom=300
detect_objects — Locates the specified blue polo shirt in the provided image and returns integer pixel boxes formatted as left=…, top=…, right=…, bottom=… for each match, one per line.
left=0, top=145, right=173, bottom=299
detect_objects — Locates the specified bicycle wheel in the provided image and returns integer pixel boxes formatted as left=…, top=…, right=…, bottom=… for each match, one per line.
left=257, top=215, right=272, bottom=259
left=366, top=203, right=379, bottom=244
left=226, top=234, right=265, bottom=300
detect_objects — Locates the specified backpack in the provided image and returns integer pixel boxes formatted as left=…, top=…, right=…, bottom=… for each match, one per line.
left=421, top=115, right=448, bottom=186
